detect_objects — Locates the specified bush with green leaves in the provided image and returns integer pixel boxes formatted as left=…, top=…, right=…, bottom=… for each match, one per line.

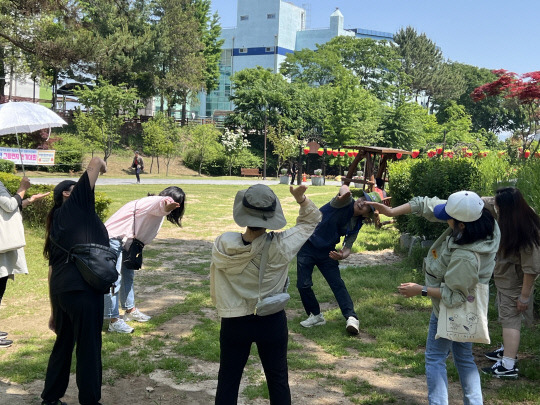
left=0, top=172, right=111, bottom=227
left=388, top=157, right=482, bottom=239
left=0, top=159, right=16, bottom=174
left=475, top=153, right=512, bottom=196
left=516, top=158, right=540, bottom=214
left=48, top=133, right=85, bottom=173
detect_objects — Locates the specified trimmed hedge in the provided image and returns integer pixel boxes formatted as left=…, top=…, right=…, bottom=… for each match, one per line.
left=0, top=159, right=16, bottom=174
left=0, top=172, right=111, bottom=228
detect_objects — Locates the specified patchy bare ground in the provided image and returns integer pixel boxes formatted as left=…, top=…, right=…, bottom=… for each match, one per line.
left=0, top=241, right=506, bottom=405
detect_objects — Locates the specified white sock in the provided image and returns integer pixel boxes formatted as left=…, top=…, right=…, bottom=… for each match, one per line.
left=502, top=356, right=515, bottom=369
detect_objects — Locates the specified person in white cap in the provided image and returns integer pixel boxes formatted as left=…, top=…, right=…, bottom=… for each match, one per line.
left=367, top=190, right=500, bottom=405
left=210, top=184, right=321, bottom=404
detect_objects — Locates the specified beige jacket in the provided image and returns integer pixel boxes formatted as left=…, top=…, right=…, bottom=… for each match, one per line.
left=410, top=196, right=500, bottom=317
left=210, top=199, right=322, bottom=318
left=0, top=182, right=28, bottom=279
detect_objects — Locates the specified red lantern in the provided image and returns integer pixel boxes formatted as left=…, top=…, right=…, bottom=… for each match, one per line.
left=436, top=147, right=443, bottom=155
left=317, top=150, right=324, bottom=156
left=332, top=151, right=338, bottom=157
left=396, top=153, right=402, bottom=159
left=339, top=151, right=345, bottom=157
left=535, top=152, right=540, bottom=158
left=353, top=151, right=358, bottom=157
left=412, top=150, right=419, bottom=159
left=448, top=152, right=454, bottom=159
left=303, top=148, right=309, bottom=155
left=467, top=152, right=473, bottom=157
left=326, top=148, right=333, bottom=155
left=524, top=150, right=531, bottom=158
left=347, top=151, right=354, bottom=157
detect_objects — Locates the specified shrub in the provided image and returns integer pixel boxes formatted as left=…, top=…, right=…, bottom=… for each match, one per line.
left=516, top=158, right=540, bottom=214
left=388, top=158, right=482, bottom=239
left=183, top=147, right=262, bottom=176
left=475, top=153, right=512, bottom=196
left=0, top=172, right=111, bottom=227
left=48, top=133, right=85, bottom=173
left=0, top=159, right=16, bottom=174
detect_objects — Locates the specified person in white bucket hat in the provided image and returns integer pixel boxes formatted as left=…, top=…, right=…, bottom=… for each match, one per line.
left=211, top=184, right=321, bottom=404
left=367, top=190, right=500, bottom=405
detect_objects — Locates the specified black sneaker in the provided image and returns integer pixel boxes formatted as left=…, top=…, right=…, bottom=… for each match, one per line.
left=484, top=346, right=504, bottom=361
left=481, top=361, right=518, bottom=379
left=0, top=339, right=12, bottom=348
left=0, top=331, right=7, bottom=338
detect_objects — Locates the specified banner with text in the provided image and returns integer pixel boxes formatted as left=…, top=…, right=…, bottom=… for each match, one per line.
left=0, top=147, right=56, bottom=166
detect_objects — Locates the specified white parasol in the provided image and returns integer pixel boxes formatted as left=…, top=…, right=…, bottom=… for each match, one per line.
left=0, top=101, right=68, bottom=174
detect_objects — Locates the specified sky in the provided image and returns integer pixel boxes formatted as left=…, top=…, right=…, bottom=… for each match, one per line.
left=210, top=0, right=539, bottom=75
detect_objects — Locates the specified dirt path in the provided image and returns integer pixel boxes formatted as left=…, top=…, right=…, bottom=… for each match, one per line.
left=0, top=244, right=484, bottom=404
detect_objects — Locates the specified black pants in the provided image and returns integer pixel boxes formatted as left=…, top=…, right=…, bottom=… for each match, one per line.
left=215, top=311, right=290, bottom=405
left=42, top=290, right=104, bottom=405
left=0, top=276, right=7, bottom=306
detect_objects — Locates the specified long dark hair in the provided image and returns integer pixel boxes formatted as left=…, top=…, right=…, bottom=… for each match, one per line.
left=154, top=186, right=185, bottom=227
left=452, top=208, right=495, bottom=245
left=43, top=180, right=76, bottom=260
left=495, top=187, right=540, bottom=256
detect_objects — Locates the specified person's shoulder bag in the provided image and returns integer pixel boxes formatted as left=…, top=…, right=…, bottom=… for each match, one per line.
left=49, top=236, right=119, bottom=294
left=436, top=252, right=490, bottom=344
left=254, top=232, right=291, bottom=316
left=0, top=204, right=25, bottom=253
left=122, top=201, right=145, bottom=270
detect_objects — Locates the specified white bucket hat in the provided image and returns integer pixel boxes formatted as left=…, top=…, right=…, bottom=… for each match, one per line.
left=434, top=190, right=484, bottom=223
left=233, top=184, right=286, bottom=230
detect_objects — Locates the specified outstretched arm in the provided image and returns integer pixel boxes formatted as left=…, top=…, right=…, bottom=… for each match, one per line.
left=366, top=201, right=411, bottom=217
left=86, top=157, right=107, bottom=189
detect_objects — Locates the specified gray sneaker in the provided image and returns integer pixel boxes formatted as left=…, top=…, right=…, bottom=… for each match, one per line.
left=124, top=308, right=151, bottom=323
left=0, top=339, right=13, bottom=348
left=300, top=313, right=326, bottom=328
left=108, top=319, right=134, bottom=333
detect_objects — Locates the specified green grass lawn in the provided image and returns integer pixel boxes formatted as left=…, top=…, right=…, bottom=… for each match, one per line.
left=1, top=183, right=539, bottom=404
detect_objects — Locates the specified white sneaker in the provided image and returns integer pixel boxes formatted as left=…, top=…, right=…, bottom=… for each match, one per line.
left=346, top=316, right=359, bottom=335
left=124, top=308, right=151, bottom=323
left=300, top=313, right=326, bottom=328
left=108, top=319, right=134, bottom=333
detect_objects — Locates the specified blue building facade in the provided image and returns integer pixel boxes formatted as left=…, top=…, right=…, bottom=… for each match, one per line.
left=199, top=0, right=393, bottom=119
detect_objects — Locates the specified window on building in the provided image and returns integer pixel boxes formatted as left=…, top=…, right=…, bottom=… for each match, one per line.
left=239, top=48, right=247, bottom=54
left=265, top=47, right=275, bottom=53
left=240, top=15, right=248, bottom=21
left=267, top=13, right=276, bottom=19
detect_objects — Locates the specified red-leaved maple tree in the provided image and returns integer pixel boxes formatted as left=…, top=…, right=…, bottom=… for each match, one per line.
left=472, top=70, right=540, bottom=158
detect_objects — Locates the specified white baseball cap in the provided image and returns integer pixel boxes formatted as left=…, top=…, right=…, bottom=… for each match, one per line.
left=434, top=190, right=484, bottom=223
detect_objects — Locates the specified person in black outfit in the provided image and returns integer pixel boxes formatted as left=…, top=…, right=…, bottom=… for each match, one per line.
left=41, top=157, right=108, bottom=405
left=131, top=151, right=144, bottom=184
left=289, top=162, right=298, bottom=185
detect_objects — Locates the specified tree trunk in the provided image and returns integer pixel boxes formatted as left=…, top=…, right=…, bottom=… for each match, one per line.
left=0, top=45, right=5, bottom=100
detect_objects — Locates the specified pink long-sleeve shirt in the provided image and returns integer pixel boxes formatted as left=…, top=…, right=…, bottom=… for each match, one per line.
left=105, top=196, right=175, bottom=249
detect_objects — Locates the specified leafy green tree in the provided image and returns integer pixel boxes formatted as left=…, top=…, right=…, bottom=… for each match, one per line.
left=221, top=128, right=250, bottom=176
left=74, top=81, right=141, bottom=162
left=280, top=47, right=346, bottom=87
left=379, top=100, right=439, bottom=150
left=184, top=124, right=222, bottom=175
left=142, top=113, right=182, bottom=174
left=323, top=74, right=383, bottom=149
left=267, top=124, right=302, bottom=175
left=428, top=101, right=475, bottom=146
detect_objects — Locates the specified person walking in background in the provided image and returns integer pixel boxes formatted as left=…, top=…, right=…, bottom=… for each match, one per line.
left=482, top=187, right=540, bottom=379
left=104, top=186, right=185, bottom=333
left=41, top=157, right=108, bottom=405
left=131, top=151, right=144, bottom=184
left=289, top=162, right=298, bottom=185
left=0, top=177, right=49, bottom=348
left=296, top=184, right=379, bottom=335
left=211, top=184, right=321, bottom=404
left=368, top=191, right=499, bottom=405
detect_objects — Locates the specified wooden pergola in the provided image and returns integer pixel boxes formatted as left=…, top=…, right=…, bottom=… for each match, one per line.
left=341, top=146, right=412, bottom=191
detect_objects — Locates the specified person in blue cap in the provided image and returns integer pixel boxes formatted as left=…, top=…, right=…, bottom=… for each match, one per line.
left=296, top=184, right=380, bottom=335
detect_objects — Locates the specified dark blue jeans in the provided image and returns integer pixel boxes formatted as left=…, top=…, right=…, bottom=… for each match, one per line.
left=215, top=311, right=290, bottom=405
left=135, top=167, right=141, bottom=183
left=296, top=241, right=357, bottom=320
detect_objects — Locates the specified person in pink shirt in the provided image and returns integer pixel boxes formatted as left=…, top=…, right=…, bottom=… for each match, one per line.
left=104, top=186, right=185, bottom=333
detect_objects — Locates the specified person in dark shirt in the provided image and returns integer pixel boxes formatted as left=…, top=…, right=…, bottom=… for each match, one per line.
left=296, top=184, right=379, bottom=335
left=131, top=151, right=144, bottom=184
left=41, top=157, right=108, bottom=405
